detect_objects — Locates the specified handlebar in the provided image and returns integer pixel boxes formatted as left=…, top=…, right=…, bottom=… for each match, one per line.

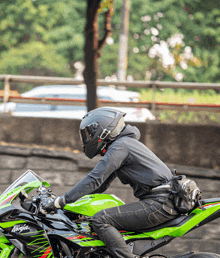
left=30, top=185, right=56, bottom=215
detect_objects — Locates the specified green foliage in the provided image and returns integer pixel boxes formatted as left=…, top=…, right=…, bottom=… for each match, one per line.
left=0, top=0, right=85, bottom=76
left=0, top=0, right=219, bottom=125
left=157, top=110, right=220, bottom=125
left=0, top=0, right=48, bottom=51
left=0, top=42, right=70, bottom=76
left=98, top=43, right=118, bottom=78
left=99, top=0, right=220, bottom=82
left=43, top=1, right=86, bottom=66
left=140, top=87, right=220, bottom=124
left=1, top=0, right=220, bottom=84
left=140, top=88, right=220, bottom=104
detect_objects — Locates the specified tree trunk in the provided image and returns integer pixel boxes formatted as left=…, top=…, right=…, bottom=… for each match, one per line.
left=83, top=0, right=114, bottom=112
left=83, top=0, right=101, bottom=112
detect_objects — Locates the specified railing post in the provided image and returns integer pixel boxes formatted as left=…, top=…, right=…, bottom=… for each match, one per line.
left=3, top=75, right=10, bottom=112
left=151, top=83, right=156, bottom=117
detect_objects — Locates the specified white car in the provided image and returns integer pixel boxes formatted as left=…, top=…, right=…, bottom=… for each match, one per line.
left=0, top=85, right=155, bottom=122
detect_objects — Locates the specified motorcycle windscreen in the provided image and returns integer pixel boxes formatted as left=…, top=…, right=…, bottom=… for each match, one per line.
left=2, top=170, right=47, bottom=196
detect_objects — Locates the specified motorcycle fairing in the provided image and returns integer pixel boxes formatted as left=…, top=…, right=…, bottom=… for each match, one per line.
left=1, top=217, right=51, bottom=257
left=0, top=170, right=50, bottom=211
left=1, top=170, right=49, bottom=197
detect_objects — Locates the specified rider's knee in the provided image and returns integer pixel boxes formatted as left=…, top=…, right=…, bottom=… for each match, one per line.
left=92, top=210, right=108, bottom=228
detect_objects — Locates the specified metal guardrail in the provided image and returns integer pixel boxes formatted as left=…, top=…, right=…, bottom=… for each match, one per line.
left=0, top=74, right=220, bottom=114
left=1, top=74, right=220, bottom=89
left=0, top=96, right=219, bottom=113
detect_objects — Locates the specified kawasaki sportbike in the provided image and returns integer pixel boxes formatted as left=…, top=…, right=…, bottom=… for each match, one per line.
left=0, top=170, right=220, bottom=258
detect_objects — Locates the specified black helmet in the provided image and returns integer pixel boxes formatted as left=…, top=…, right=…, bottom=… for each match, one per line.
left=79, top=107, right=126, bottom=159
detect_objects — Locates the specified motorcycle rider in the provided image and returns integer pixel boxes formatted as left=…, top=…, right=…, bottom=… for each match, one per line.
left=42, top=107, right=179, bottom=258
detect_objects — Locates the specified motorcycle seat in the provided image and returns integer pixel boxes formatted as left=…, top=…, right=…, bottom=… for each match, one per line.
left=199, top=197, right=220, bottom=205
left=140, top=198, right=220, bottom=233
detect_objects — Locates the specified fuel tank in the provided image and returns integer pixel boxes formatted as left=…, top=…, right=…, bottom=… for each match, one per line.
left=64, top=194, right=124, bottom=216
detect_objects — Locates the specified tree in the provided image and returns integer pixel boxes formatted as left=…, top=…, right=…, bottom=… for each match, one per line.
left=1, top=0, right=220, bottom=85
left=0, top=42, right=70, bottom=77
left=43, top=1, right=86, bottom=72
left=0, top=0, right=72, bottom=77
left=99, top=0, right=220, bottom=83
left=83, top=0, right=114, bottom=111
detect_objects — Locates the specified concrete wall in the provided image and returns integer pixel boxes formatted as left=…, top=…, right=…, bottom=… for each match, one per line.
left=145, top=123, right=220, bottom=169
left=0, top=144, right=220, bottom=256
left=0, top=116, right=219, bottom=168
left=0, top=116, right=82, bottom=150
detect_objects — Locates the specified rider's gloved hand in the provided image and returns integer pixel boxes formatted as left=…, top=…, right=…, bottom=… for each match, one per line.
left=41, top=195, right=66, bottom=214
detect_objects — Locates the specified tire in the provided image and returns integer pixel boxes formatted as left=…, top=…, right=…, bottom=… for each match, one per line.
left=174, top=253, right=220, bottom=258
left=189, top=253, right=220, bottom=258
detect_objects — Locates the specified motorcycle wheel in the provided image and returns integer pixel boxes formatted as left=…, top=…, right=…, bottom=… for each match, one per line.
left=174, top=253, right=220, bottom=258
left=188, top=253, right=220, bottom=258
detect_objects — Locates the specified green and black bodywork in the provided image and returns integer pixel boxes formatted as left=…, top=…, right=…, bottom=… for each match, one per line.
left=0, top=170, right=220, bottom=258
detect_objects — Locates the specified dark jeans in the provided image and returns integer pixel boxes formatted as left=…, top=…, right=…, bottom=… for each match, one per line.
left=92, top=196, right=179, bottom=258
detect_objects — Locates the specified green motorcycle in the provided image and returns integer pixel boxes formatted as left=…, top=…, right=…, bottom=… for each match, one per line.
left=0, top=170, right=220, bottom=258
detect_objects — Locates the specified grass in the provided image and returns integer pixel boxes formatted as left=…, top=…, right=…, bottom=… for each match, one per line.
left=139, top=88, right=220, bottom=104
left=139, top=88, right=220, bottom=124
left=156, top=110, right=220, bottom=125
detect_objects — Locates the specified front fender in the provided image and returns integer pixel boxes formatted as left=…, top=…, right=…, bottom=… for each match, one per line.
left=0, top=233, right=9, bottom=244
left=0, top=231, right=15, bottom=258
left=0, top=242, right=14, bottom=258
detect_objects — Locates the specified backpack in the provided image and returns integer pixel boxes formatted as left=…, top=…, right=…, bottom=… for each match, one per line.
left=170, top=170, right=202, bottom=214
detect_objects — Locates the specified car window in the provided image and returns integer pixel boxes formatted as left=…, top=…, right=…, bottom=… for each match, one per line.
left=36, top=93, right=55, bottom=98
left=25, top=93, right=56, bottom=98
left=53, top=94, right=86, bottom=99
left=55, top=105, right=87, bottom=111
left=14, top=103, right=52, bottom=112
left=21, top=87, right=133, bottom=102
left=28, top=93, right=86, bottom=100
left=98, top=96, right=113, bottom=101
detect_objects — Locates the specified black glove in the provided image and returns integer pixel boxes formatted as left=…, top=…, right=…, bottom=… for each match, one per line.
left=41, top=195, right=66, bottom=214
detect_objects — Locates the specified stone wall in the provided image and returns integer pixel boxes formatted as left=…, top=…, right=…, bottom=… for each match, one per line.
left=0, top=144, right=220, bottom=256
left=0, top=116, right=219, bottom=168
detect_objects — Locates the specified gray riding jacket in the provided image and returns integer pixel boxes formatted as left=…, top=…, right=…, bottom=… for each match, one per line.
left=65, top=125, right=172, bottom=203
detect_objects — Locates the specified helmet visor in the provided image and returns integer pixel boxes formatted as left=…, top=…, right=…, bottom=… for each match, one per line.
left=80, top=123, right=99, bottom=145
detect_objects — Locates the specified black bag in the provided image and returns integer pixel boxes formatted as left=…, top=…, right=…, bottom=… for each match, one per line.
left=170, top=170, right=202, bottom=214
